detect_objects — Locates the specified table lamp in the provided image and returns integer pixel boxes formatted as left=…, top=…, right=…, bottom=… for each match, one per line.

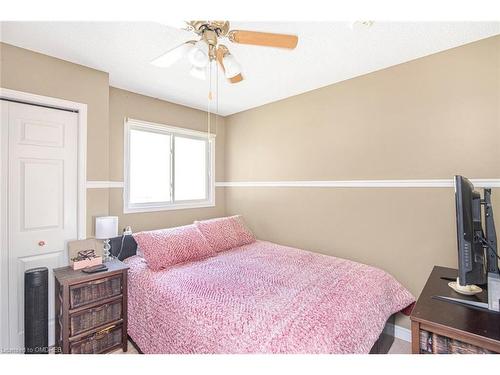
left=95, top=216, right=118, bottom=261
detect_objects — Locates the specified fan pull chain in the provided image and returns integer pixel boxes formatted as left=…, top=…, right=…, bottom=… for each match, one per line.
left=215, top=57, right=219, bottom=137
left=207, top=61, right=211, bottom=138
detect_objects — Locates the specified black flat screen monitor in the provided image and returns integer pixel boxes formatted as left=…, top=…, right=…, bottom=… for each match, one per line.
left=454, top=175, right=487, bottom=286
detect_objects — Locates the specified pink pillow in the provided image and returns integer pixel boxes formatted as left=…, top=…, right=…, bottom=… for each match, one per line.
left=132, top=224, right=215, bottom=271
left=194, top=215, right=256, bottom=252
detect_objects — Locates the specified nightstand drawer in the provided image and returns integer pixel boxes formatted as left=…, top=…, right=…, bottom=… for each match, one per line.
left=410, top=266, right=500, bottom=354
left=70, top=324, right=123, bottom=354
left=70, top=299, right=122, bottom=336
left=69, top=275, right=122, bottom=308
left=419, top=329, right=496, bottom=354
left=54, top=259, right=129, bottom=354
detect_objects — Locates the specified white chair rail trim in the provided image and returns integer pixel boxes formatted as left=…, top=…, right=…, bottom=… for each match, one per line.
left=86, top=179, right=500, bottom=189
left=86, top=181, right=125, bottom=189
left=214, top=179, right=500, bottom=188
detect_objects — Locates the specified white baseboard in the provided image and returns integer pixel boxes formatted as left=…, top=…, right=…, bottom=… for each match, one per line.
left=394, top=324, right=411, bottom=342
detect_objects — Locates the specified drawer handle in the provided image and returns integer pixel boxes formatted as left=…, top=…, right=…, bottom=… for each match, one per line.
left=38, top=240, right=46, bottom=247
left=97, top=325, right=115, bottom=335
left=94, top=325, right=116, bottom=339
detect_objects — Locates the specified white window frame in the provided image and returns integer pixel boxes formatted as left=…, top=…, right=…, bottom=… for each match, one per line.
left=123, top=118, right=215, bottom=213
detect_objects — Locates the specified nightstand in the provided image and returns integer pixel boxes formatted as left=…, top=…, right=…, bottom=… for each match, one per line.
left=410, top=266, right=500, bottom=354
left=53, top=259, right=129, bottom=354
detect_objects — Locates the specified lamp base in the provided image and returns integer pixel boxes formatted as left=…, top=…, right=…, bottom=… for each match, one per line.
left=102, top=239, right=113, bottom=262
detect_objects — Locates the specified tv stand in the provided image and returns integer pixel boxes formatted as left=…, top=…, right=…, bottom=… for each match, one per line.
left=432, top=295, right=493, bottom=312
left=410, top=266, right=500, bottom=354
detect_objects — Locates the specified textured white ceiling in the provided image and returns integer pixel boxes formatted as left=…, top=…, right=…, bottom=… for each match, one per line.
left=1, top=21, right=499, bottom=115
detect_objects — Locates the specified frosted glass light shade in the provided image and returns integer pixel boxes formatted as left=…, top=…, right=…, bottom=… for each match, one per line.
left=95, top=216, right=118, bottom=239
left=222, top=54, right=241, bottom=78
left=188, top=41, right=209, bottom=68
left=150, top=42, right=194, bottom=68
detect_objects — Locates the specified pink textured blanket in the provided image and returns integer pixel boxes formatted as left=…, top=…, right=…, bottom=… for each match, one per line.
left=125, top=240, right=414, bottom=353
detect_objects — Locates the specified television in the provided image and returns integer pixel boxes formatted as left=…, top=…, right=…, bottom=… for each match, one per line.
left=454, top=175, right=498, bottom=286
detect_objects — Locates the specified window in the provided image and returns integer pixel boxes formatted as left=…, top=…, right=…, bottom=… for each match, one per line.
left=124, top=119, right=214, bottom=213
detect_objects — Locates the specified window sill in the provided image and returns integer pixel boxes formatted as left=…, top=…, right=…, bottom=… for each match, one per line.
left=123, top=201, right=215, bottom=214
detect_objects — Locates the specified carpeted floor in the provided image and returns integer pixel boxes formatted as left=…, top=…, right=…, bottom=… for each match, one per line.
left=387, top=338, right=411, bottom=354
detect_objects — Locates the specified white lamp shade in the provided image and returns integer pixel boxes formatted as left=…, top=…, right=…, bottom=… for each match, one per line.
left=222, top=54, right=241, bottom=78
left=95, top=216, right=118, bottom=239
left=150, top=42, right=194, bottom=68
left=188, top=41, right=209, bottom=68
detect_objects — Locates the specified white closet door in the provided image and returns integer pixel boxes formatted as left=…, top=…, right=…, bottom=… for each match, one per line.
left=3, top=101, right=78, bottom=350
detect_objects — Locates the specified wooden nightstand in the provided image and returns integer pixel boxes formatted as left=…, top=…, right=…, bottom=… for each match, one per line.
left=410, top=266, right=500, bottom=354
left=53, top=259, right=129, bottom=354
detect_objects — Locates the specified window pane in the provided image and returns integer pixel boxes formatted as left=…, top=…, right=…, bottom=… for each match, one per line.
left=174, top=136, right=207, bottom=201
left=129, top=129, right=171, bottom=204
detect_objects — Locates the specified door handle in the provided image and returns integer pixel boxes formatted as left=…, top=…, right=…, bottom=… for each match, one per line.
left=38, top=241, right=46, bottom=247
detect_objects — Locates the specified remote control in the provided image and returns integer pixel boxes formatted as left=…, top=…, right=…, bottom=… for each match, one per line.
left=82, top=264, right=108, bottom=273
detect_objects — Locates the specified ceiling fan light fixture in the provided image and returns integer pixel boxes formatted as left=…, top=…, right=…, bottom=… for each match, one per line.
left=188, top=40, right=209, bottom=68
left=222, top=53, right=241, bottom=79
left=153, top=21, right=298, bottom=84
left=189, top=66, right=206, bottom=80
left=150, top=42, right=195, bottom=68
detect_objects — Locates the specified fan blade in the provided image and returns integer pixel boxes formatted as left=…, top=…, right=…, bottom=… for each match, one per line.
left=151, top=41, right=194, bottom=67
left=228, top=30, right=298, bottom=49
left=216, top=46, right=244, bottom=84
left=230, top=74, right=244, bottom=84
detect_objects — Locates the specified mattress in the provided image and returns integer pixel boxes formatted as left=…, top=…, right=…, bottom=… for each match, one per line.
left=125, top=240, right=414, bottom=353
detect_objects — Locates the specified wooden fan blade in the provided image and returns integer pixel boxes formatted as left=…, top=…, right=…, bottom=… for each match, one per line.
left=230, top=74, right=244, bottom=83
left=229, top=30, right=298, bottom=49
left=216, top=46, right=244, bottom=84
left=215, top=46, right=226, bottom=68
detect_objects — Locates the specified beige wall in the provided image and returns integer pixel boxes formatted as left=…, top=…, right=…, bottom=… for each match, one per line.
left=107, top=87, right=226, bottom=233
left=1, top=43, right=226, bottom=237
left=226, top=36, right=500, bottom=181
left=2, top=37, right=499, bottom=329
left=1, top=42, right=111, bottom=181
left=224, top=36, right=500, bottom=328
left=1, top=42, right=111, bottom=236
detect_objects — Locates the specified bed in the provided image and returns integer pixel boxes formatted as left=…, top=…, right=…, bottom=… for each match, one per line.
left=110, top=220, right=414, bottom=354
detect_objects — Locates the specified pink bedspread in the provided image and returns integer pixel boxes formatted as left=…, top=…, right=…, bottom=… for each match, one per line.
left=125, top=240, right=415, bottom=354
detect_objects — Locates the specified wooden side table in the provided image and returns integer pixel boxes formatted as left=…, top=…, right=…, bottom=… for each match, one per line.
left=410, top=266, right=500, bottom=354
left=53, top=259, right=129, bottom=354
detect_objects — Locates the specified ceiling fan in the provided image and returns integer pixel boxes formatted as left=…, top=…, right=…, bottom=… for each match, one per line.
left=151, top=21, right=299, bottom=84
